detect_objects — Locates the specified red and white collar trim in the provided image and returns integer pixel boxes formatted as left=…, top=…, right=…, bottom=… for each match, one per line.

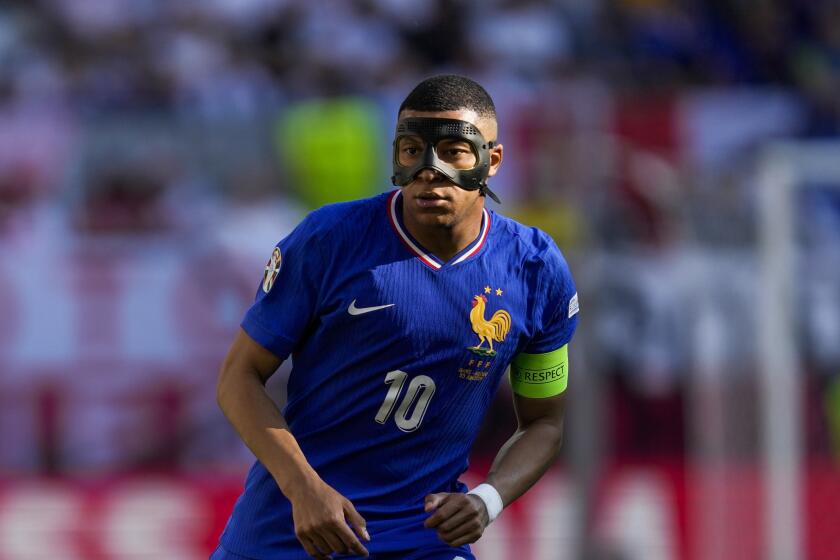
left=387, top=190, right=491, bottom=270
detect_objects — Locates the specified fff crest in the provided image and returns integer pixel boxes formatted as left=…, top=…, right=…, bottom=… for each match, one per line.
left=466, top=289, right=511, bottom=357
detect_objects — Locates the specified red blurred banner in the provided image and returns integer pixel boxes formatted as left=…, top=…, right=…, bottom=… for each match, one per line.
left=0, top=464, right=838, bottom=560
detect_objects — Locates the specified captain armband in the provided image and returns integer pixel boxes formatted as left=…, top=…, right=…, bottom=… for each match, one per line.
left=509, top=344, right=569, bottom=398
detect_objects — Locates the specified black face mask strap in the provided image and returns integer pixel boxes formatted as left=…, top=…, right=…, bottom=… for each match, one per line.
left=479, top=139, right=500, bottom=203
left=480, top=184, right=501, bottom=204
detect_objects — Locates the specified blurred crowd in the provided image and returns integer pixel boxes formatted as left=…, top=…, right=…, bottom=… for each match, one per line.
left=5, top=0, right=840, bottom=111
left=5, top=0, right=840, bottom=233
left=1, top=0, right=839, bottom=474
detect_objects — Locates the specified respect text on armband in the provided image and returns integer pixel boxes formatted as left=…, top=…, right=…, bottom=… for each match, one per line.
left=512, top=363, right=566, bottom=385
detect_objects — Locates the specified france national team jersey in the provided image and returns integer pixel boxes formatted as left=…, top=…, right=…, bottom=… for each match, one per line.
left=219, top=190, right=579, bottom=558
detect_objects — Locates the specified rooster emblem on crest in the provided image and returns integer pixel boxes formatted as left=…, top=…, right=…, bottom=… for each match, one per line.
left=467, top=294, right=511, bottom=357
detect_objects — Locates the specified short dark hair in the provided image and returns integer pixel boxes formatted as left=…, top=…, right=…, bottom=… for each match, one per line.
left=398, top=75, right=496, bottom=121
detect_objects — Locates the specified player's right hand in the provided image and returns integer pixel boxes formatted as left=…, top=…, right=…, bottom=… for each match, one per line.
left=288, top=478, right=370, bottom=558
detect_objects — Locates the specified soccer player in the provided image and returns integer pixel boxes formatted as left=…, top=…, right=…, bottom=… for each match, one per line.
left=212, top=75, right=579, bottom=559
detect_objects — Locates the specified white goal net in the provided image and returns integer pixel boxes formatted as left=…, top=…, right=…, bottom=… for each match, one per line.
left=757, top=141, right=840, bottom=560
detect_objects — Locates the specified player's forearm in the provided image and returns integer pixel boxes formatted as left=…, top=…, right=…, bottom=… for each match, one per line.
left=216, top=369, right=319, bottom=500
left=484, top=417, right=564, bottom=507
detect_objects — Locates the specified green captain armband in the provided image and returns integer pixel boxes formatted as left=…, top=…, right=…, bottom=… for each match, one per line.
left=509, top=345, right=569, bottom=398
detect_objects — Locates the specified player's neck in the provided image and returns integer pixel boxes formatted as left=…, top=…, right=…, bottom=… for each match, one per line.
left=402, top=204, right=484, bottom=263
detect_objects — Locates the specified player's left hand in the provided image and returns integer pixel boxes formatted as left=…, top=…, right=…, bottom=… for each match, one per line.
left=423, top=492, right=490, bottom=547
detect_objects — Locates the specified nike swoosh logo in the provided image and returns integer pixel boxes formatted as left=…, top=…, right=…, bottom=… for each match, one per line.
left=348, top=300, right=395, bottom=316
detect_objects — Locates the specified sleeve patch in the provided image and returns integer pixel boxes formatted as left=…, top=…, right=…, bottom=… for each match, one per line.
left=262, top=247, right=282, bottom=293
left=568, top=292, right=579, bottom=318
left=510, top=344, right=569, bottom=398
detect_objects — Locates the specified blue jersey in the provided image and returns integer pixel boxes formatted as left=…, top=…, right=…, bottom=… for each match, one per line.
left=220, top=190, right=579, bottom=558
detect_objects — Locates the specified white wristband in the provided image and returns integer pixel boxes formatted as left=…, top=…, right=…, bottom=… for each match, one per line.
left=467, top=483, right=504, bottom=523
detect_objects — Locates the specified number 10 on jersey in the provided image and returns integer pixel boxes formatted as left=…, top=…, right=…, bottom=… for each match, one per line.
left=374, top=370, right=436, bottom=432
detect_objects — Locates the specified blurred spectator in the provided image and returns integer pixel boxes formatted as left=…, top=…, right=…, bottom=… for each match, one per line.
left=275, top=95, right=384, bottom=208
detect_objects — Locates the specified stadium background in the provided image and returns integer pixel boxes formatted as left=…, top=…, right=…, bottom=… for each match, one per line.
left=1, top=0, right=839, bottom=558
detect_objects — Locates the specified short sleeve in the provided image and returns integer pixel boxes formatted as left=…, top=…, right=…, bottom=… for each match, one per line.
left=240, top=214, right=326, bottom=360
left=523, top=245, right=579, bottom=354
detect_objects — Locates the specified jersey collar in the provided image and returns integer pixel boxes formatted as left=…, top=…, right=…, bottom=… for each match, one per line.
left=387, top=190, right=491, bottom=270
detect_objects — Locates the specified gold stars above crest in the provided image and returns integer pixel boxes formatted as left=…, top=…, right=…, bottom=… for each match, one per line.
left=483, top=285, right=504, bottom=296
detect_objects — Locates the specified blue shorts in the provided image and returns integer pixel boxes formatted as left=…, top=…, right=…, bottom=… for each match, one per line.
left=398, top=546, right=475, bottom=560
left=209, top=543, right=475, bottom=560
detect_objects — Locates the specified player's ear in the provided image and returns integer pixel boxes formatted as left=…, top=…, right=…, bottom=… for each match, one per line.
left=487, top=143, right=503, bottom=178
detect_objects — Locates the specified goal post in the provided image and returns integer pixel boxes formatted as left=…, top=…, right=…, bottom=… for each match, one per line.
left=757, top=141, right=840, bottom=560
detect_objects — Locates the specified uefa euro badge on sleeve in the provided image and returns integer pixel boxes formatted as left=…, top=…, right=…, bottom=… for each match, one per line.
left=568, top=292, right=579, bottom=318
left=262, top=247, right=282, bottom=293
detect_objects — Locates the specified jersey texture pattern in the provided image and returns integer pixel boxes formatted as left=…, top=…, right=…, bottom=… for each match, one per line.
left=220, top=191, right=578, bottom=557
